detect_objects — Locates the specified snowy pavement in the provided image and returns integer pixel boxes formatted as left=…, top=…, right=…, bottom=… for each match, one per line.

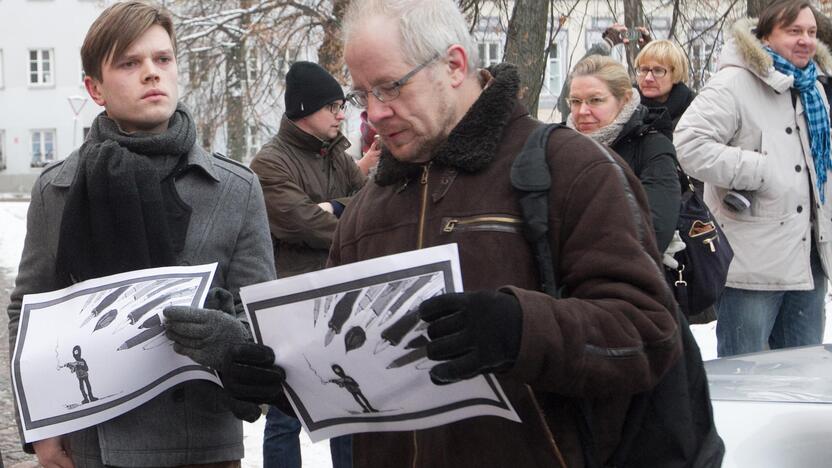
left=1, top=200, right=830, bottom=467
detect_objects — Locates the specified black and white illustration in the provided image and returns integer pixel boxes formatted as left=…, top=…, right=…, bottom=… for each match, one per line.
left=241, top=244, right=519, bottom=442
left=11, top=263, right=218, bottom=443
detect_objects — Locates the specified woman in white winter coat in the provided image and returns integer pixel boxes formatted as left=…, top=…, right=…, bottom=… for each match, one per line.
left=675, top=0, right=832, bottom=357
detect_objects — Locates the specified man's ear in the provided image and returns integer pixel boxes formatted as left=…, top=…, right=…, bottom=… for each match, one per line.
left=84, top=75, right=106, bottom=107
left=446, top=44, right=470, bottom=88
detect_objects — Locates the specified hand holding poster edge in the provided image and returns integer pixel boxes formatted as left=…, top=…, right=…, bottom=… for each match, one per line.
left=11, top=263, right=219, bottom=443
left=239, top=243, right=521, bottom=442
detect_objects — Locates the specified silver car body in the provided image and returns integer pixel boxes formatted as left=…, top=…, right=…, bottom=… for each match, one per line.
left=705, top=345, right=832, bottom=468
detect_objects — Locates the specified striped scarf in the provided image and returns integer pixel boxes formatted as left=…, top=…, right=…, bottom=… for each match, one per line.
left=768, top=48, right=832, bottom=202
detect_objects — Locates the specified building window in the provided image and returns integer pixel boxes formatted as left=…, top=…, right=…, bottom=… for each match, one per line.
left=0, top=130, right=5, bottom=171
left=29, top=49, right=54, bottom=86
left=689, top=17, right=722, bottom=90
left=246, top=47, right=259, bottom=82
left=79, top=49, right=86, bottom=85
left=646, top=17, right=671, bottom=40
left=31, top=130, right=56, bottom=167
left=276, top=54, right=287, bottom=80
left=586, top=17, right=626, bottom=64
left=475, top=15, right=504, bottom=35
left=546, top=43, right=564, bottom=95
left=246, top=125, right=260, bottom=161
left=478, top=41, right=502, bottom=68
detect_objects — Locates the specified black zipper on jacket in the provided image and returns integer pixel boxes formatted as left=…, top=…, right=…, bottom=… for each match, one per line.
left=417, top=163, right=431, bottom=249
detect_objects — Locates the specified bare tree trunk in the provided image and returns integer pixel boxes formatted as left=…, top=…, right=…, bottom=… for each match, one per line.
left=318, top=0, right=350, bottom=82
left=747, top=0, right=772, bottom=18
left=225, top=0, right=250, bottom=162
left=623, top=0, right=643, bottom=72
left=503, top=0, right=548, bottom=117
left=668, top=0, right=681, bottom=40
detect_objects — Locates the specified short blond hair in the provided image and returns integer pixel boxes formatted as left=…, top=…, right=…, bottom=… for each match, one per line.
left=569, top=55, right=632, bottom=101
left=635, top=40, right=689, bottom=84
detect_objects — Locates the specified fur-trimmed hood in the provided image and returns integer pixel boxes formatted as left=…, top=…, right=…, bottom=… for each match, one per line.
left=374, top=63, right=521, bottom=186
left=721, top=17, right=832, bottom=91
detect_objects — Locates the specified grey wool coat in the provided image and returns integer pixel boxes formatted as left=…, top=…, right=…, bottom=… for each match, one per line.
left=7, top=144, right=275, bottom=466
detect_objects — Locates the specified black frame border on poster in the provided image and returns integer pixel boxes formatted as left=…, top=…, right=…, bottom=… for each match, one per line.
left=13, top=271, right=214, bottom=430
left=245, top=260, right=513, bottom=431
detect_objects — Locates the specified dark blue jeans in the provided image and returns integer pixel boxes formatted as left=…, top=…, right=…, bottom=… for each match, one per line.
left=263, top=406, right=352, bottom=468
left=715, top=246, right=827, bottom=357
left=263, top=406, right=301, bottom=468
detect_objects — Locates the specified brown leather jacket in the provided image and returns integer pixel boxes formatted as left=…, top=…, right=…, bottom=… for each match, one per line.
left=250, top=116, right=366, bottom=277
left=328, top=65, right=681, bottom=468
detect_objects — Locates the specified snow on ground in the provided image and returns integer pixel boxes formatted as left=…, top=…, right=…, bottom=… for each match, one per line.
left=243, top=418, right=332, bottom=468
left=0, top=201, right=28, bottom=276
left=1, top=200, right=831, bottom=466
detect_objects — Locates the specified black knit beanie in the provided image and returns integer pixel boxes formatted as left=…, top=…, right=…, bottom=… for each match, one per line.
left=285, top=61, right=345, bottom=119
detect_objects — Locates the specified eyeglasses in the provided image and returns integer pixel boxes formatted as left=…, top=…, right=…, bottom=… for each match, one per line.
left=346, top=53, right=441, bottom=109
left=327, top=101, right=346, bottom=115
left=636, top=66, right=668, bottom=78
left=567, top=95, right=612, bottom=108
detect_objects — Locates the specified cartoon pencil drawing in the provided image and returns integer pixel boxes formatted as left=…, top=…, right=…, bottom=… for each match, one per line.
left=376, top=275, right=434, bottom=327
left=324, top=290, right=362, bottom=346
left=327, top=364, right=378, bottom=413
left=59, top=345, right=97, bottom=404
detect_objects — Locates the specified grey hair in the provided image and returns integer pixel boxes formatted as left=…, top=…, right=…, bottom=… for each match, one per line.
left=343, top=0, right=479, bottom=72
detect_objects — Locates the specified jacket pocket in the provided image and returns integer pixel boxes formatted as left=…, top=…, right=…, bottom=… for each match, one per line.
left=441, top=214, right=523, bottom=234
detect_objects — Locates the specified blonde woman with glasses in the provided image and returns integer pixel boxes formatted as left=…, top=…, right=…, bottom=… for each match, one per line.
left=634, top=40, right=696, bottom=136
left=567, top=55, right=681, bottom=254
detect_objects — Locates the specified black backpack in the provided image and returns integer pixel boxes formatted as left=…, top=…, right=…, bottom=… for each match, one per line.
left=510, top=123, right=725, bottom=468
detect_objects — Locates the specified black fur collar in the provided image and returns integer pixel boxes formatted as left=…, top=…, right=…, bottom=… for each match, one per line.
left=375, top=63, right=521, bottom=186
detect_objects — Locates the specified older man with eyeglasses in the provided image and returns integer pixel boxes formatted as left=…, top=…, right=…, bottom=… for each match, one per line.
left=211, top=0, right=709, bottom=466
left=248, top=60, right=366, bottom=468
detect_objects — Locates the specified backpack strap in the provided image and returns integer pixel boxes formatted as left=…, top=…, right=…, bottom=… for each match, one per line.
left=511, top=123, right=653, bottom=468
left=510, top=123, right=566, bottom=297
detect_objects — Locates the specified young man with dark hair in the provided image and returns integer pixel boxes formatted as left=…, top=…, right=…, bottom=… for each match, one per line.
left=249, top=60, right=365, bottom=468
left=7, top=1, right=275, bottom=466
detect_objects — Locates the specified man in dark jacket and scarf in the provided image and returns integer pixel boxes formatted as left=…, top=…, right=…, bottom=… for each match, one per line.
left=212, top=0, right=717, bottom=466
left=249, top=61, right=365, bottom=468
left=7, top=2, right=275, bottom=466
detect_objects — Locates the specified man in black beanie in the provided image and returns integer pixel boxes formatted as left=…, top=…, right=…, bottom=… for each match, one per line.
left=249, top=61, right=366, bottom=468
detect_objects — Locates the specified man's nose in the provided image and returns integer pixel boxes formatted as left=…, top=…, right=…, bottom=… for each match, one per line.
left=366, top=95, right=393, bottom=124
left=142, top=59, right=160, bottom=82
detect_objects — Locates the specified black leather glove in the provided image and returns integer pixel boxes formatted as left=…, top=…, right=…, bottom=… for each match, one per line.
left=418, top=290, right=522, bottom=385
left=164, top=288, right=250, bottom=369
left=220, top=343, right=286, bottom=405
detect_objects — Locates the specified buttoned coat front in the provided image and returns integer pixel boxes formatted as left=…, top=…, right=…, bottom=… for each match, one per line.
left=7, top=144, right=275, bottom=466
left=675, top=19, right=832, bottom=290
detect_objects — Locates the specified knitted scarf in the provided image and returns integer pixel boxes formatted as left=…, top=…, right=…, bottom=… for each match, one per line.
left=639, top=81, right=694, bottom=122
left=768, top=47, right=832, bottom=202
left=566, top=89, right=641, bottom=146
left=55, top=104, right=196, bottom=285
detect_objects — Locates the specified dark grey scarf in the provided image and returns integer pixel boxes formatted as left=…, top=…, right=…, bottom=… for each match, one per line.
left=55, top=104, right=196, bottom=285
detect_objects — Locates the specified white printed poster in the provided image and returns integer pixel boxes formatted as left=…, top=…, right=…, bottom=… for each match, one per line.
left=241, top=244, right=520, bottom=442
left=11, top=263, right=218, bottom=443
